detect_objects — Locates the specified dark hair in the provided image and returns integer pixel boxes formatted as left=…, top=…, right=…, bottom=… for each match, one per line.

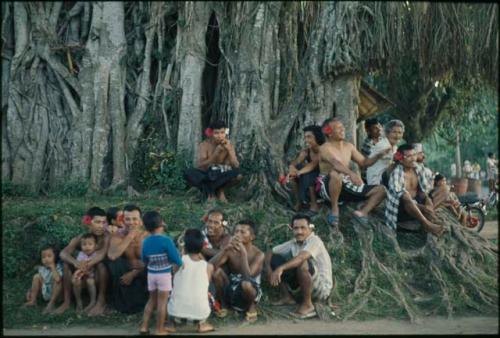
left=209, top=120, right=227, bottom=130
left=397, top=143, right=414, bottom=154
left=143, top=211, right=163, bottom=232
left=364, top=118, right=379, bottom=128
left=434, top=173, right=445, bottom=183
left=123, top=204, right=142, bottom=216
left=321, top=117, right=339, bottom=128
left=207, top=209, right=225, bottom=220
left=488, top=152, right=494, bottom=158
left=236, top=219, right=257, bottom=235
left=291, top=213, right=311, bottom=226
left=184, top=229, right=205, bottom=254
left=303, top=125, right=325, bottom=145
left=81, top=233, right=97, bottom=243
left=40, top=244, right=60, bottom=263
left=85, top=207, right=106, bottom=218
left=106, top=207, right=120, bottom=224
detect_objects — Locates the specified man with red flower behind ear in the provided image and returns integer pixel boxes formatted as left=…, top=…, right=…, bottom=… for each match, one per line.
left=55, top=207, right=110, bottom=316
left=385, top=144, right=444, bottom=236
left=317, top=118, right=389, bottom=229
left=184, top=120, right=242, bottom=203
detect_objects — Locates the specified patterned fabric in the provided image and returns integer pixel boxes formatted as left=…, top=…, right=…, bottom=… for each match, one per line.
left=385, top=164, right=431, bottom=230
left=141, top=234, right=182, bottom=274
left=416, top=163, right=434, bottom=194
left=76, top=251, right=97, bottom=278
left=38, top=263, right=63, bottom=301
left=315, top=173, right=365, bottom=201
left=361, top=137, right=375, bottom=157
left=225, top=273, right=263, bottom=312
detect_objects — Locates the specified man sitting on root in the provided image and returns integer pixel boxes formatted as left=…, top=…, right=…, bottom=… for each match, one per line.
left=184, top=120, right=242, bottom=203
left=55, top=207, right=110, bottom=316
left=385, top=144, right=444, bottom=236
left=285, top=125, right=324, bottom=214
left=210, top=220, right=264, bottom=323
left=317, top=118, right=389, bottom=229
left=200, top=209, right=231, bottom=260
left=265, top=213, right=332, bottom=319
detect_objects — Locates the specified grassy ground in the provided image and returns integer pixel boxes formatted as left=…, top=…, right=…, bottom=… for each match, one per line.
left=2, top=190, right=498, bottom=330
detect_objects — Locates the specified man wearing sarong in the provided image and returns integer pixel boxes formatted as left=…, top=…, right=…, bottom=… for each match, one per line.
left=385, top=144, right=444, bottom=236
left=184, top=120, right=242, bottom=203
left=317, top=118, right=388, bottom=229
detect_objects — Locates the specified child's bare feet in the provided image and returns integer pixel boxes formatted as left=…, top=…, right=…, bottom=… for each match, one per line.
left=23, top=300, right=36, bottom=307
left=87, top=302, right=106, bottom=316
left=198, top=321, right=214, bottom=333
left=43, top=304, right=55, bottom=314
left=155, top=329, right=169, bottom=335
left=139, top=324, right=149, bottom=335
left=53, top=302, right=71, bottom=315
left=164, top=324, right=176, bottom=333
left=84, top=302, right=96, bottom=314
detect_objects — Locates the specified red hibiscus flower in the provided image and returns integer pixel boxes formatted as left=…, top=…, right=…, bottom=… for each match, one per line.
left=116, top=214, right=124, bottom=223
left=204, top=128, right=214, bottom=137
left=322, top=125, right=333, bottom=135
left=201, top=214, right=209, bottom=223
left=393, top=151, right=404, bottom=162
left=278, top=174, right=287, bottom=185
left=82, top=215, right=92, bottom=225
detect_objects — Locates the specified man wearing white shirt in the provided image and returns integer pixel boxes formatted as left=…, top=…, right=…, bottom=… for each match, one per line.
left=366, top=120, right=405, bottom=186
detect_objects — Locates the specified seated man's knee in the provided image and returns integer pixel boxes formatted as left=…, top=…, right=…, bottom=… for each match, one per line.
left=401, top=191, right=413, bottom=202
left=375, top=185, right=386, bottom=196
left=298, top=260, right=311, bottom=275
left=213, top=268, right=226, bottom=283
left=241, top=281, right=256, bottom=296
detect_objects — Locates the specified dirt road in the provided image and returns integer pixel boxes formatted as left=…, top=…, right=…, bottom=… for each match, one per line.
left=4, top=316, right=498, bottom=335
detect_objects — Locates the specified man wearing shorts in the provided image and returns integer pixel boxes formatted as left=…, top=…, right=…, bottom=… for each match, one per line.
left=266, top=214, right=332, bottom=319
left=318, top=118, right=388, bottom=228
left=210, top=220, right=264, bottom=322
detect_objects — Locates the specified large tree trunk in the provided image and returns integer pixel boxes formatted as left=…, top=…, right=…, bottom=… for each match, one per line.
left=175, top=2, right=211, bottom=163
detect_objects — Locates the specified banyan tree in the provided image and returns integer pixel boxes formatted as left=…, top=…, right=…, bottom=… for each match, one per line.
left=1, top=1, right=498, bottom=321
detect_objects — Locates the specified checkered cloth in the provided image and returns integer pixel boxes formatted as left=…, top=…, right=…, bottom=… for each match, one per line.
left=385, top=164, right=431, bottom=230
left=417, top=163, right=434, bottom=194
left=316, top=173, right=364, bottom=201
left=360, top=137, right=375, bottom=157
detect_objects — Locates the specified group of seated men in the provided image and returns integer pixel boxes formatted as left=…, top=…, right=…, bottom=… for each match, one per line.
left=52, top=205, right=332, bottom=320
left=185, top=118, right=451, bottom=237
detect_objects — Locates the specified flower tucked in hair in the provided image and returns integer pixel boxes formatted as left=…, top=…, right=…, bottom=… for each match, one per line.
left=204, top=128, right=214, bottom=137
left=202, top=214, right=209, bottom=222
left=393, top=150, right=404, bottom=162
left=322, top=125, right=333, bottom=135
left=116, top=214, right=124, bottom=223
left=278, top=174, right=288, bottom=185
left=82, top=215, right=92, bottom=225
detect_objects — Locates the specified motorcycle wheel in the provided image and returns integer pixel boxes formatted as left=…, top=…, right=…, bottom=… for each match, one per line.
left=465, top=206, right=485, bottom=232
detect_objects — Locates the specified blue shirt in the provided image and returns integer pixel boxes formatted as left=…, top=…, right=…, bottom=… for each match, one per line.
left=141, top=234, right=182, bottom=274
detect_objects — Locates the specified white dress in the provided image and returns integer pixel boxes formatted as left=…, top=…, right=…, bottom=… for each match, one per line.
left=366, top=137, right=397, bottom=185
left=168, top=255, right=211, bottom=321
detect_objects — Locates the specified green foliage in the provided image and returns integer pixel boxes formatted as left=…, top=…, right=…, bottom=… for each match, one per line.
left=47, top=180, right=89, bottom=197
left=139, top=150, right=188, bottom=192
left=1, top=181, right=37, bottom=198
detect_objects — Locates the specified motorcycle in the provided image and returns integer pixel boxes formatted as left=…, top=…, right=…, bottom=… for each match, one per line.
left=457, top=193, right=489, bottom=233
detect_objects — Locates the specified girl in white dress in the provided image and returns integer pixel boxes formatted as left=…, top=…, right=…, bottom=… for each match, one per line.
left=167, top=229, right=215, bottom=333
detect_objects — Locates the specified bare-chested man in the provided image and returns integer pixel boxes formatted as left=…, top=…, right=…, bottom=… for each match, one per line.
left=54, top=207, right=109, bottom=316
left=210, top=220, right=264, bottom=323
left=385, top=144, right=444, bottom=236
left=201, top=209, right=231, bottom=260
left=317, top=118, right=389, bottom=228
left=106, top=204, right=149, bottom=314
left=184, top=120, right=242, bottom=203
left=286, top=125, right=324, bottom=213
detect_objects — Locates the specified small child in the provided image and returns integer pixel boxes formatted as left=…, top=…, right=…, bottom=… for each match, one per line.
left=167, top=229, right=215, bottom=333
left=24, top=244, right=63, bottom=314
left=72, top=233, right=98, bottom=312
left=139, top=211, right=182, bottom=335
left=106, top=207, right=127, bottom=235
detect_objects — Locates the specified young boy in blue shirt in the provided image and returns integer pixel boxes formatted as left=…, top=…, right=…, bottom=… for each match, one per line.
left=139, top=211, right=182, bottom=335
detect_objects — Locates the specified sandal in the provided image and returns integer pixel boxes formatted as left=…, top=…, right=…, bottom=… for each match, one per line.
left=326, top=214, right=339, bottom=227
left=289, top=309, right=317, bottom=319
left=245, top=311, right=258, bottom=323
left=215, top=307, right=228, bottom=318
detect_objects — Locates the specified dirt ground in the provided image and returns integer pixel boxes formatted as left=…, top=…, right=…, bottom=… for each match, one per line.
left=480, top=220, right=498, bottom=240
left=4, top=316, right=498, bottom=335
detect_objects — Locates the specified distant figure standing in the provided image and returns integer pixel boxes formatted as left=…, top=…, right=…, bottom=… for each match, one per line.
left=487, top=152, right=498, bottom=192
left=463, top=160, right=473, bottom=179
left=471, top=163, right=481, bottom=180
left=450, top=163, right=457, bottom=178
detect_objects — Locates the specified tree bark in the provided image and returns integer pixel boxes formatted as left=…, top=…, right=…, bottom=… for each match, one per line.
left=176, top=2, right=211, bottom=163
